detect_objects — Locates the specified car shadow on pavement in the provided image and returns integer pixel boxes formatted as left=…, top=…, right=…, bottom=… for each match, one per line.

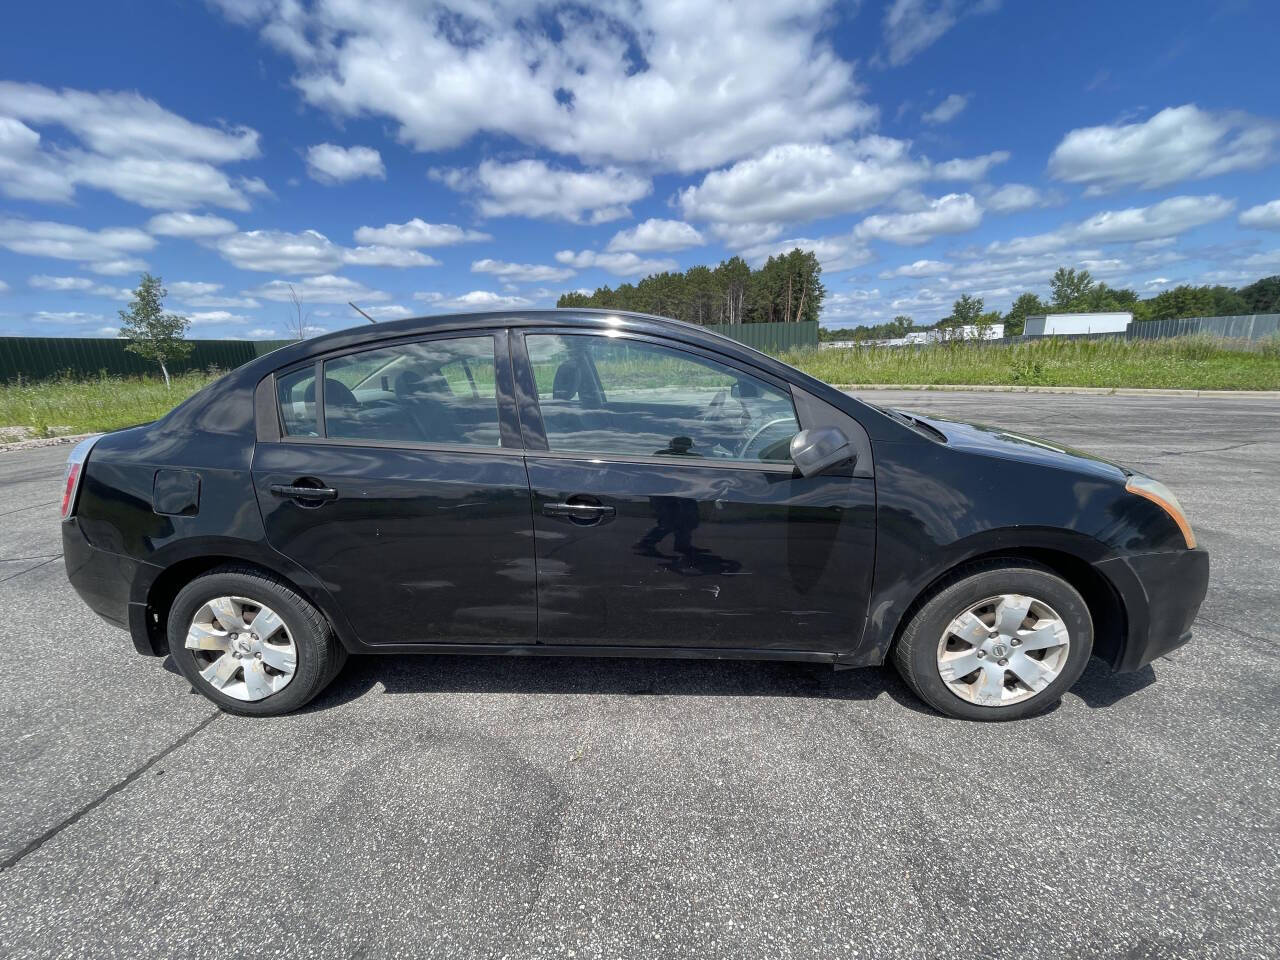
left=164, top=651, right=1157, bottom=717
left=298, top=652, right=941, bottom=715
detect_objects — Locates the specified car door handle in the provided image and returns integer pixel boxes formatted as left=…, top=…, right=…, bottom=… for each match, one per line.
left=270, top=483, right=338, bottom=501
left=543, top=502, right=616, bottom=520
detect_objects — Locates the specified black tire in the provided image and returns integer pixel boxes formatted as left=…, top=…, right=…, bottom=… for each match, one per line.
left=891, top=561, right=1093, bottom=721
left=167, top=564, right=347, bottom=717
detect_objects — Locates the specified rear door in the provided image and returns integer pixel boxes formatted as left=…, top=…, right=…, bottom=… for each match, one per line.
left=513, top=331, right=876, bottom=653
left=252, top=330, right=537, bottom=647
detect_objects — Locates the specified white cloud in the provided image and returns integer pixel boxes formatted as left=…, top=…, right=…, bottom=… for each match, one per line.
left=213, top=0, right=871, bottom=173
left=922, top=93, right=969, bottom=124
left=0, top=117, right=73, bottom=202
left=984, top=183, right=1045, bottom=213
left=1241, top=249, right=1280, bottom=271
left=471, top=259, right=575, bottom=283
left=28, top=274, right=130, bottom=298
left=607, top=219, right=705, bottom=253
left=881, top=0, right=1000, bottom=67
left=414, top=290, right=534, bottom=311
left=434, top=160, right=651, bottom=224
left=0, top=280, right=8, bottom=294
left=554, top=250, right=680, bottom=277
left=0, top=218, right=154, bottom=273
left=188, top=310, right=253, bottom=326
left=168, top=280, right=260, bottom=308
left=1048, top=105, right=1278, bottom=192
left=855, top=193, right=983, bottom=245
left=87, top=258, right=149, bottom=276
left=64, top=153, right=256, bottom=210
left=739, top=234, right=873, bottom=272
left=248, top=275, right=391, bottom=304
left=305, top=143, right=385, bottom=183
left=0, top=83, right=264, bottom=211
left=879, top=259, right=949, bottom=278
left=147, top=212, right=238, bottom=238
left=679, top=137, right=930, bottom=227
left=342, top=245, right=440, bottom=268
left=988, top=195, right=1235, bottom=255
left=361, top=304, right=415, bottom=319
left=217, top=229, right=344, bottom=274
left=216, top=228, right=440, bottom=273
left=248, top=327, right=278, bottom=338
left=933, top=150, right=1009, bottom=182
left=0, top=81, right=258, bottom=161
left=352, top=218, right=492, bottom=247
left=1240, top=199, right=1280, bottom=230
left=29, top=275, right=94, bottom=291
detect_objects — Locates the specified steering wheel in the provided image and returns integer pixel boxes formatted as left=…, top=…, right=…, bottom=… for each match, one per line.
left=737, top=417, right=798, bottom=460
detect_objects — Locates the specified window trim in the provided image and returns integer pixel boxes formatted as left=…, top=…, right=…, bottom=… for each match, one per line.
left=515, top=328, right=802, bottom=467
left=267, top=329, right=519, bottom=450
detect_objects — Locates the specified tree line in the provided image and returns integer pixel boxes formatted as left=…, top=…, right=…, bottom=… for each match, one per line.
left=557, top=249, right=825, bottom=326
left=821, top=269, right=1280, bottom=342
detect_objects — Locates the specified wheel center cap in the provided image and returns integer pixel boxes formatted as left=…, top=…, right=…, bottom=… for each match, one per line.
left=232, top=635, right=253, bottom=656
left=990, top=642, right=1009, bottom=658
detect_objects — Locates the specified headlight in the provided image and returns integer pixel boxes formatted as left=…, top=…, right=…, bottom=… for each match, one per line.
left=1126, top=475, right=1196, bottom=549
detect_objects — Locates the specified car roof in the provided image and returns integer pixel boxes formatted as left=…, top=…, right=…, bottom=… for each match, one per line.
left=241, top=308, right=778, bottom=377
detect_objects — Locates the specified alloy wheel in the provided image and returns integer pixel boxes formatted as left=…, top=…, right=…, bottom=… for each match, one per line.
left=936, top=594, right=1071, bottom=707
left=185, top=596, right=298, bottom=702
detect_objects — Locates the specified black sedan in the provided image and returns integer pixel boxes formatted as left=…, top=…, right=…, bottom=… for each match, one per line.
left=61, top=309, right=1209, bottom=720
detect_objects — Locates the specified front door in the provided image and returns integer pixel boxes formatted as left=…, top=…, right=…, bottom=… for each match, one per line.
left=253, top=332, right=537, bottom=646
left=516, top=332, right=875, bottom=653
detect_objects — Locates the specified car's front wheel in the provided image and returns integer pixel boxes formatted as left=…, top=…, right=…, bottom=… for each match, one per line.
left=891, top=561, right=1093, bottom=721
left=167, top=565, right=346, bottom=716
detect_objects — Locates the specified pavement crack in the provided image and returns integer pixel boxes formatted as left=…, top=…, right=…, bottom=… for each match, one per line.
left=0, top=499, right=58, bottom=519
left=1196, top=615, right=1276, bottom=647
left=0, top=711, right=221, bottom=872
left=1154, top=440, right=1259, bottom=458
left=0, top=555, right=61, bottom=584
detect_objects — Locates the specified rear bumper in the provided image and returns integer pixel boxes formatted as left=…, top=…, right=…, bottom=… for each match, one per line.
left=1094, top=548, right=1210, bottom=672
left=62, top=519, right=160, bottom=654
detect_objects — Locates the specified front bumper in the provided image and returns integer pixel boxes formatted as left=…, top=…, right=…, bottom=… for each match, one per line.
left=1094, top=548, right=1210, bottom=672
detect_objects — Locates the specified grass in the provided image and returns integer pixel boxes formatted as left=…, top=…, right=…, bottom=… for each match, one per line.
left=784, top=335, right=1280, bottom=391
left=0, top=370, right=221, bottom=437
left=1, top=336, right=1276, bottom=438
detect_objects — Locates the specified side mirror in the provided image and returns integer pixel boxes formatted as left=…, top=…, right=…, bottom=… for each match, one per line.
left=790, top=426, right=853, bottom=477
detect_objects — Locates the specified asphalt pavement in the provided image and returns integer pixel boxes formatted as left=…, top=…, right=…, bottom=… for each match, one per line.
left=0, top=390, right=1277, bottom=959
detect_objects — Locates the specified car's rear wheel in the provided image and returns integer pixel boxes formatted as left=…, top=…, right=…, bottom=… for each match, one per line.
left=891, top=562, right=1093, bottom=721
left=167, top=565, right=346, bottom=716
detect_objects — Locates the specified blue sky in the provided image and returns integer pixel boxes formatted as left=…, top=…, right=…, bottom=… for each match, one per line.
left=1, top=0, right=1278, bottom=338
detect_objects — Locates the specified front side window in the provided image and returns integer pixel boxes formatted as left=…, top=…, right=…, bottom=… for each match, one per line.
left=320, top=336, right=500, bottom=446
left=525, top=334, right=798, bottom=463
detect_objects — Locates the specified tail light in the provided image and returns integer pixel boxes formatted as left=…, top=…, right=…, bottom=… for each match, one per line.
left=61, top=434, right=102, bottom=521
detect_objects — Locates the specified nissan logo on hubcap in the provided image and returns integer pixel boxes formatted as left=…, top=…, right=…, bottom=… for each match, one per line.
left=991, top=643, right=1009, bottom=658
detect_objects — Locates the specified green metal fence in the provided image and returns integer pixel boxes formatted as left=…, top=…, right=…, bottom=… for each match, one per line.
left=0, top=337, right=296, bottom=382
left=0, top=321, right=815, bottom=382
left=704, top=321, right=818, bottom=354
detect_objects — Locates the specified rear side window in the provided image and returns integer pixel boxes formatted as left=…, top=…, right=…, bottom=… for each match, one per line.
left=277, top=366, right=318, bottom=437
left=322, top=336, right=500, bottom=446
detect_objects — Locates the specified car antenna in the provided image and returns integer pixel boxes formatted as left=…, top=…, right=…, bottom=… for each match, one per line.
left=348, top=301, right=377, bottom=323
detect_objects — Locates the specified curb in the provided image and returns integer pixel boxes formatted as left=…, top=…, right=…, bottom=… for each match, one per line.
left=0, top=432, right=94, bottom=454
left=830, top=384, right=1280, bottom=398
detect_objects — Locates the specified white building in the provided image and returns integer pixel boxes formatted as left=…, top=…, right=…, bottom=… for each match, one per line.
left=935, top=323, right=1005, bottom=342
left=1024, top=312, right=1131, bottom=336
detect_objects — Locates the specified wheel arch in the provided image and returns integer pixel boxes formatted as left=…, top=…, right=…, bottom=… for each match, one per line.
left=134, top=548, right=360, bottom=656
left=850, top=541, right=1128, bottom=669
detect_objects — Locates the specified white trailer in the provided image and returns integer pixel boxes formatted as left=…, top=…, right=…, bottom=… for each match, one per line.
left=1023, top=312, right=1131, bottom=336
